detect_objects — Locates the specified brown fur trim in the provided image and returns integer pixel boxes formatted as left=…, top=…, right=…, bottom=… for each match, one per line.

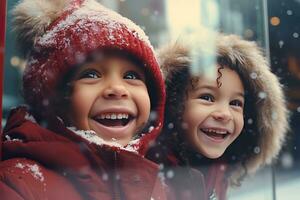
left=156, top=42, right=191, bottom=80
left=158, top=33, right=289, bottom=185
left=12, top=0, right=71, bottom=55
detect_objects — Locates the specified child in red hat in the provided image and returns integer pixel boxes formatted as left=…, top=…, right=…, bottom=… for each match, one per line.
left=0, top=0, right=166, bottom=199
left=147, top=32, right=289, bottom=200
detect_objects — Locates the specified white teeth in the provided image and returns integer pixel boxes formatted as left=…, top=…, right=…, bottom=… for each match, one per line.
left=117, top=114, right=123, bottom=119
left=111, top=114, right=116, bottom=119
left=97, top=113, right=130, bottom=120
left=202, top=128, right=227, bottom=134
left=216, top=130, right=227, bottom=134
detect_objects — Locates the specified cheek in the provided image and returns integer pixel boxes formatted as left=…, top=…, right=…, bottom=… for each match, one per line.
left=138, top=90, right=151, bottom=121
left=69, top=86, right=94, bottom=123
left=235, top=113, right=244, bottom=135
left=183, top=102, right=203, bottom=130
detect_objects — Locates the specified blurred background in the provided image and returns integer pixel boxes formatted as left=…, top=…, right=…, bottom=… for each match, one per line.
left=1, top=0, right=299, bottom=199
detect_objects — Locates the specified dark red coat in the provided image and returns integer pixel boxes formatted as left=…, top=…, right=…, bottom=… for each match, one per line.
left=0, top=107, right=168, bottom=200
left=147, top=144, right=228, bottom=200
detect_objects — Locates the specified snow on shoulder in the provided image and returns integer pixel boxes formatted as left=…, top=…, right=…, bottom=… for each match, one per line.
left=15, top=163, right=45, bottom=182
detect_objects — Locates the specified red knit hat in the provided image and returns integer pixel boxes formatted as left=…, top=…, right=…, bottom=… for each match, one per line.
left=13, top=0, right=165, bottom=154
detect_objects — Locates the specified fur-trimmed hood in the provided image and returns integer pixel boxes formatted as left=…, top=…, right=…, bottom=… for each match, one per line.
left=158, top=33, right=289, bottom=185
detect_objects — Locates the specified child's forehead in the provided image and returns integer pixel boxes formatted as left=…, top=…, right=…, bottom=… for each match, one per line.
left=75, top=50, right=145, bottom=71
left=88, top=50, right=143, bottom=65
left=189, top=74, right=217, bottom=89
left=189, top=67, right=244, bottom=93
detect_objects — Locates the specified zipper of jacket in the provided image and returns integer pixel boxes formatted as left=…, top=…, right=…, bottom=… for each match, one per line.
left=112, top=151, right=124, bottom=200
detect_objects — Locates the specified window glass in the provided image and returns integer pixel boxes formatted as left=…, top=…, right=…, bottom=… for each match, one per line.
left=2, top=0, right=298, bottom=199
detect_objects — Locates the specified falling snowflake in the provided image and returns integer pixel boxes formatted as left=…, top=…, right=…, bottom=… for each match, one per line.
left=254, top=146, right=260, bottom=154
left=150, top=111, right=158, bottom=121
left=281, top=153, right=293, bottom=169
left=286, top=10, right=293, bottom=15
left=166, top=170, right=174, bottom=179
left=159, top=164, right=164, bottom=170
left=42, top=99, right=49, bottom=106
left=220, top=165, right=226, bottom=171
left=278, top=40, right=284, bottom=48
left=293, top=32, right=299, bottom=38
left=168, top=123, right=174, bottom=129
left=158, top=172, right=166, bottom=182
left=102, top=173, right=109, bottom=181
left=258, top=92, right=267, bottom=99
left=250, top=72, right=258, bottom=79
left=247, top=118, right=253, bottom=125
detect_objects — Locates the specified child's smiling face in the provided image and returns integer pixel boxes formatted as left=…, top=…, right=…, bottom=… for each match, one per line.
left=66, top=53, right=150, bottom=146
left=182, top=66, right=245, bottom=159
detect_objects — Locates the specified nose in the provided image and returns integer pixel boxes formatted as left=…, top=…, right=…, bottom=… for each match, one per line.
left=103, top=79, right=129, bottom=99
left=211, top=105, right=233, bottom=122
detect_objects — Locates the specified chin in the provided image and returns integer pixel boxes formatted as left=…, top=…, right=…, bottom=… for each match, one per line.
left=202, top=150, right=225, bottom=159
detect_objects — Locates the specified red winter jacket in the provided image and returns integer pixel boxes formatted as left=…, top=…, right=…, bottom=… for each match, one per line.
left=147, top=145, right=228, bottom=200
left=0, top=107, right=168, bottom=200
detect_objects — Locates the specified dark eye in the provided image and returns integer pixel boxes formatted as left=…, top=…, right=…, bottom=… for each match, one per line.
left=124, top=71, right=141, bottom=80
left=198, top=94, right=214, bottom=102
left=78, top=70, right=101, bottom=79
left=230, top=100, right=243, bottom=108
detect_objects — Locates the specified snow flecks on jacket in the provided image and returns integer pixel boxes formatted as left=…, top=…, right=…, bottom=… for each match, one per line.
left=25, top=112, right=37, bottom=123
left=4, top=135, right=23, bottom=142
left=125, top=138, right=140, bottom=153
left=15, top=163, right=45, bottom=182
left=67, top=126, right=138, bottom=153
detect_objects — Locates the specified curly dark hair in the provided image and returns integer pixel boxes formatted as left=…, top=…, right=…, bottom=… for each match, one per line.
left=152, top=55, right=260, bottom=185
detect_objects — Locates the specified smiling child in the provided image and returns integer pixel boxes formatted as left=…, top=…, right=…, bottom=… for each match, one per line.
left=0, top=0, right=167, bottom=199
left=148, top=33, right=289, bottom=200
left=182, top=66, right=245, bottom=159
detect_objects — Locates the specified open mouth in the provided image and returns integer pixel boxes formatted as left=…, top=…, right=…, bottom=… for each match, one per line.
left=200, top=128, right=230, bottom=140
left=93, top=113, right=134, bottom=127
